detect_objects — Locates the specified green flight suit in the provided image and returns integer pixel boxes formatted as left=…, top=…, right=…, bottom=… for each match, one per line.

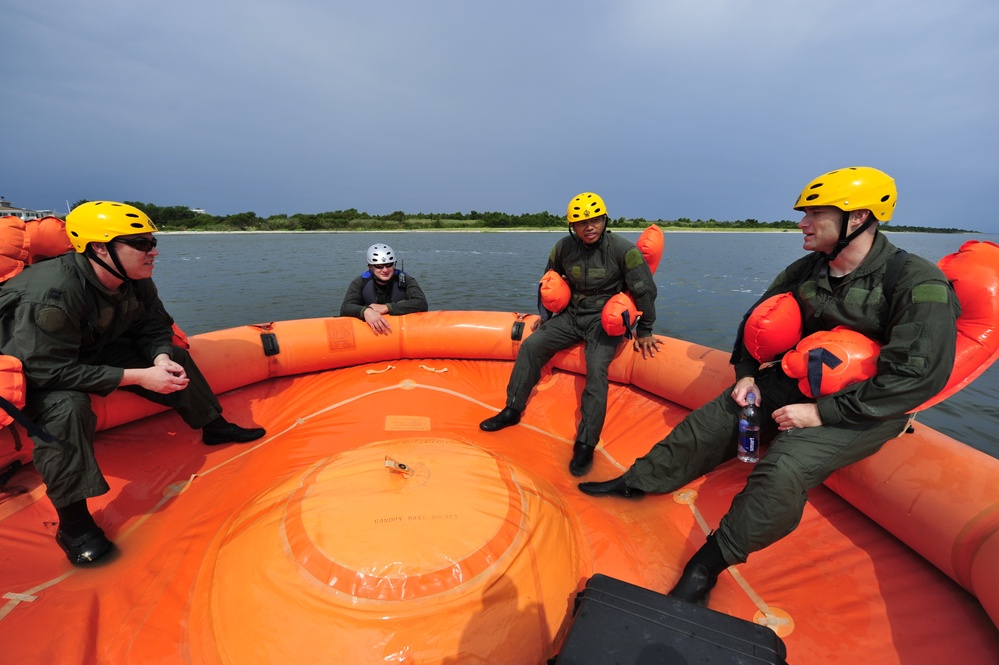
left=622, top=233, right=960, bottom=565
left=0, top=253, right=221, bottom=508
left=506, top=230, right=657, bottom=446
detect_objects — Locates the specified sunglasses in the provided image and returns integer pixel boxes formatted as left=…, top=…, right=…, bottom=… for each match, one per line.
left=369, top=263, right=395, bottom=270
left=115, top=237, right=158, bottom=252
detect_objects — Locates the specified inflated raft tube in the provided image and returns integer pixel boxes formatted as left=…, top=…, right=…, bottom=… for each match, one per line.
left=26, top=216, right=74, bottom=262
left=917, top=240, right=999, bottom=410
left=0, top=216, right=29, bottom=282
left=90, top=312, right=545, bottom=431
left=0, top=215, right=75, bottom=282
left=824, top=425, right=999, bottom=628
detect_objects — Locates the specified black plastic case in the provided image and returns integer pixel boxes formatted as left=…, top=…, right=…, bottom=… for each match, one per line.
left=552, top=573, right=788, bottom=664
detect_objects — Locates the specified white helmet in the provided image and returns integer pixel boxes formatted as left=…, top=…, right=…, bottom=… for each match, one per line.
left=366, top=243, right=395, bottom=265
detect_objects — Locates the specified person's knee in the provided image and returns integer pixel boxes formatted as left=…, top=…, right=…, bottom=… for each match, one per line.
left=169, top=345, right=194, bottom=367
left=759, top=452, right=811, bottom=501
left=718, top=455, right=810, bottom=561
left=28, top=390, right=96, bottom=432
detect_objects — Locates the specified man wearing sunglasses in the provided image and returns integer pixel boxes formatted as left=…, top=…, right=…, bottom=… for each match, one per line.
left=0, top=201, right=266, bottom=565
left=340, top=242, right=428, bottom=335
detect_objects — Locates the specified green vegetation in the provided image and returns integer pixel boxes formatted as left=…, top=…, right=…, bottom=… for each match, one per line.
left=70, top=200, right=978, bottom=233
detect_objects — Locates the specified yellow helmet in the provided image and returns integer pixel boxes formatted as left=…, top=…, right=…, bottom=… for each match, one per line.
left=566, top=192, right=607, bottom=224
left=65, top=201, right=158, bottom=252
left=793, top=166, right=897, bottom=222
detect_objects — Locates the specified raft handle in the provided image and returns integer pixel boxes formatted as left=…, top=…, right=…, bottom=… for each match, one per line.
left=260, top=332, right=280, bottom=356
left=511, top=321, right=525, bottom=341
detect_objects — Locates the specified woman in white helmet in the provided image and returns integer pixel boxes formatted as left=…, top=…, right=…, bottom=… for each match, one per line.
left=340, top=243, right=428, bottom=335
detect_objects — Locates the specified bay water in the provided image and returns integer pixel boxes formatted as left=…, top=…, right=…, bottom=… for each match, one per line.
left=152, top=230, right=999, bottom=459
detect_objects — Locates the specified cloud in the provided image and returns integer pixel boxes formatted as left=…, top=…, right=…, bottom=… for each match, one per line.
left=2, top=0, right=997, bottom=232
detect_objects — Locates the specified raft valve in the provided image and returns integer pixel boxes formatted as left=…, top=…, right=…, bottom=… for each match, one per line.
left=384, top=456, right=414, bottom=477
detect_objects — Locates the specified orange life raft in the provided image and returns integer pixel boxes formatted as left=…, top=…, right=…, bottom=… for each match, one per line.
left=1, top=311, right=997, bottom=665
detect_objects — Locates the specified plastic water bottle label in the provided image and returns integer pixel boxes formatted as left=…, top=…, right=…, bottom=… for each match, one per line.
left=738, top=418, right=760, bottom=461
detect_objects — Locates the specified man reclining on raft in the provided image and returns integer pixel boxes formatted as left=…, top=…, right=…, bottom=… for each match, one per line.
left=0, top=202, right=266, bottom=565
left=578, top=167, right=960, bottom=605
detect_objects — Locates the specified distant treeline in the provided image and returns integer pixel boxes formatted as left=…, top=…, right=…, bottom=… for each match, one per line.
left=80, top=201, right=977, bottom=234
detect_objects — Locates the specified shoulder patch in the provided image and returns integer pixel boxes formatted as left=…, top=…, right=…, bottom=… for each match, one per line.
left=911, top=283, right=949, bottom=304
left=36, top=307, right=68, bottom=333
left=624, top=247, right=646, bottom=270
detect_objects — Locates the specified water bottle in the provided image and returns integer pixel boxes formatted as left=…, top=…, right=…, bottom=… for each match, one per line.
left=738, top=392, right=760, bottom=463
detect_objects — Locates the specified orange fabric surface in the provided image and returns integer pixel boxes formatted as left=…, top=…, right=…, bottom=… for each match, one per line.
left=1, top=313, right=998, bottom=664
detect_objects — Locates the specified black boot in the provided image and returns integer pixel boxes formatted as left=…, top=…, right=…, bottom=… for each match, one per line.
left=569, top=442, right=595, bottom=477
left=668, top=534, right=729, bottom=604
left=479, top=407, right=521, bottom=432
left=56, top=527, right=114, bottom=565
left=203, top=416, right=267, bottom=445
left=577, top=475, right=645, bottom=499
left=55, top=500, right=113, bottom=565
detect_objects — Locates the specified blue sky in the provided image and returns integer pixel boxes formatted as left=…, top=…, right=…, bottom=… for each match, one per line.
left=3, top=1, right=998, bottom=232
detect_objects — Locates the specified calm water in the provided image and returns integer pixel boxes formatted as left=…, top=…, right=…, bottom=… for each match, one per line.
left=152, top=230, right=999, bottom=459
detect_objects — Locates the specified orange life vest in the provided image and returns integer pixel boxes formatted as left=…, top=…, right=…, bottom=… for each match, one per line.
left=599, top=225, right=663, bottom=336
left=538, top=270, right=571, bottom=313
left=780, top=327, right=882, bottom=398
left=601, top=293, right=642, bottom=338
left=777, top=240, right=999, bottom=408
left=744, top=292, right=803, bottom=362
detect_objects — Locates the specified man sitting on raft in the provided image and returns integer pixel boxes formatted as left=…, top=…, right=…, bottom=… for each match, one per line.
left=578, top=167, right=960, bottom=605
left=340, top=243, right=428, bottom=335
left=0, top=202, right=266, bottom=565
left=479, top=192, right=661, bottom=476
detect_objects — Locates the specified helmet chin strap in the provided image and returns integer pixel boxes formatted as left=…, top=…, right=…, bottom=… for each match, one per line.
left=86, top=243, right=131, bottom=282
left=825, top=211, right=875, bottom=261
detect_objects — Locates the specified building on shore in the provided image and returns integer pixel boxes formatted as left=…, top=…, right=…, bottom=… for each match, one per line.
left=0, top=197, right=61, bottom=220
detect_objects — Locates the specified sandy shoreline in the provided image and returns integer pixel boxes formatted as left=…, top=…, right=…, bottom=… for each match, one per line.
left=156, top=227, right=804, bottom=235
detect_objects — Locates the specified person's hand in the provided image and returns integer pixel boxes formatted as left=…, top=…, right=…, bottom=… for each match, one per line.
left=122, top=365, right=190, bottom=394
left=731, top=377, right=759, bottom=407
left=368, top=303, right=390, bottom=315
left=153, top=353, right=187, bottom=381
left=633, top=335, right=661, bottom=359
left=772, top=403, right=822, bottom=431
left=363, top=307, right=392, bottom=335
left=531, top=318, right=541, bottom=332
